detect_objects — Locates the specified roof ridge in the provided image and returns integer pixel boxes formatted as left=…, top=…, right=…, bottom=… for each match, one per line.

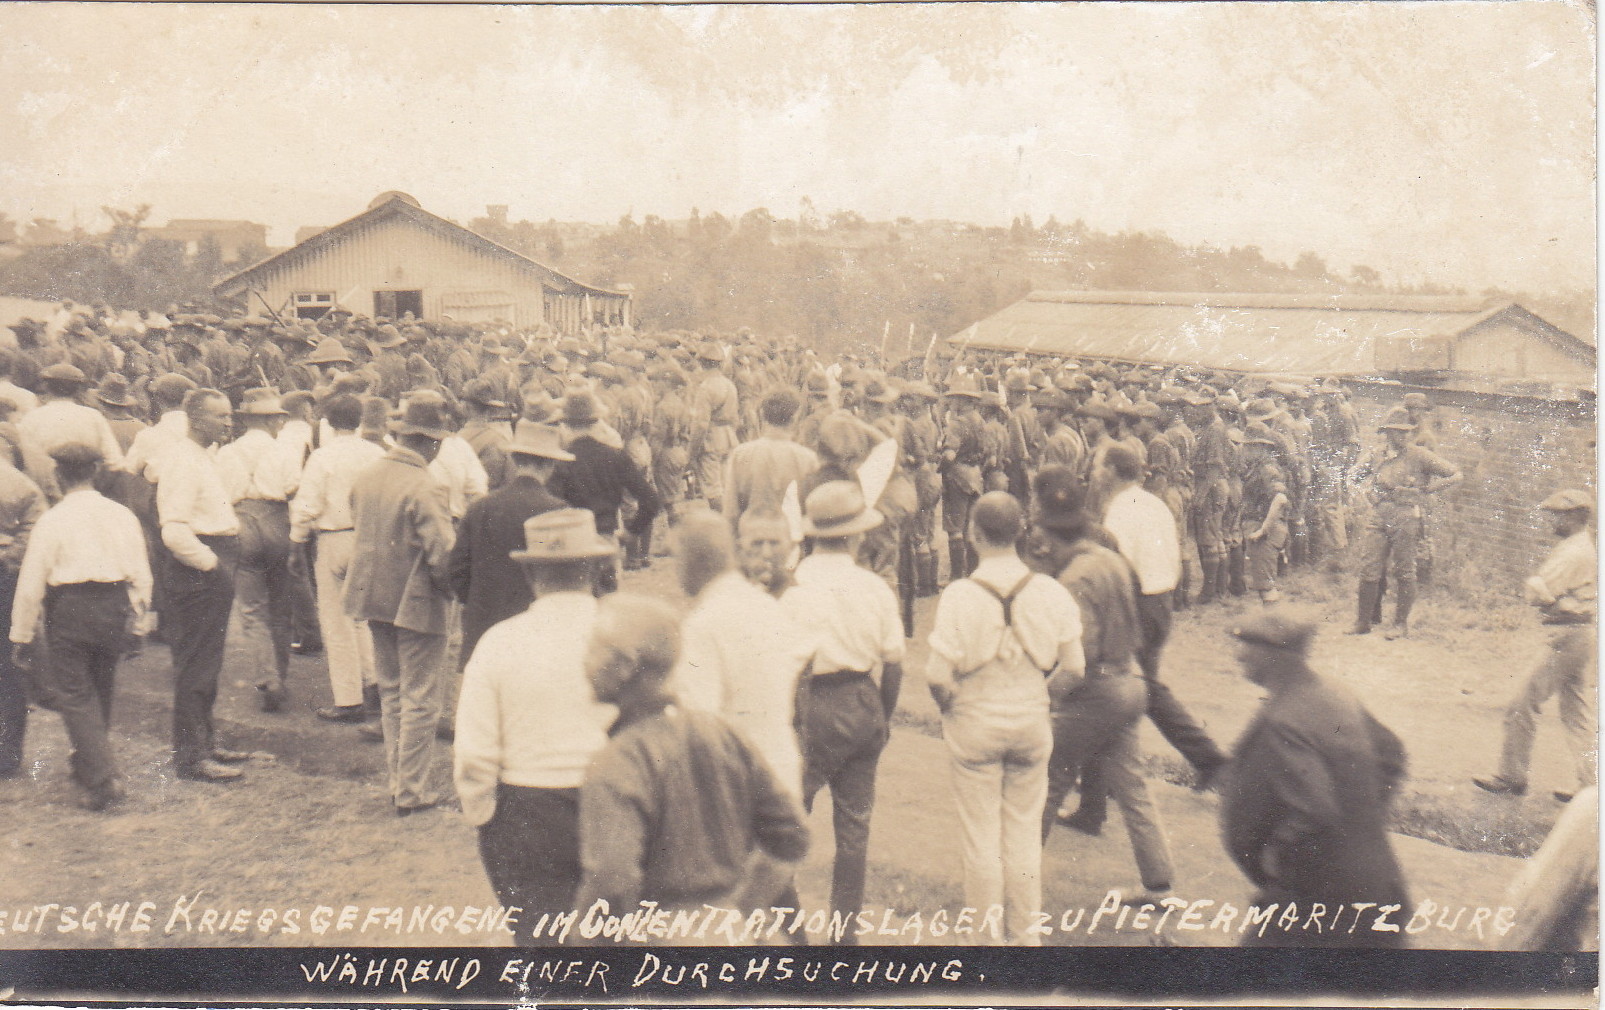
left=1024, top=290, right=1494, bottom=313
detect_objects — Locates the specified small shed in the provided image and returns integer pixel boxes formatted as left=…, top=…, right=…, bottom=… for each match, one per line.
left=213, top=192, right=630, bottom=333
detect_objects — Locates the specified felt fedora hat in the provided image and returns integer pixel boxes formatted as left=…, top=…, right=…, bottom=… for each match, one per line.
left=390, top=392, right=453, bottom=439
left=507, top=423, right=575, bottom=462
left=509, top=508, right=617, bottom=562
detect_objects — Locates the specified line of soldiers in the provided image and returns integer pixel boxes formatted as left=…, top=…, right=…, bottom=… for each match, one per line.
left=0, top=299, right=1458, bottom=802
left=0, top=304, right=1465, bottom=630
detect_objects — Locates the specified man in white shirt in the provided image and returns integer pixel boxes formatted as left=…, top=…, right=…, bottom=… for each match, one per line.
left=276, top=389, right=323, bottom=657
left=1093, top=445, right=1226, bottom=798
left=782, top=481, right=904, bottom=932
left=673, top=510, right=812, bottom=799
left=289, top=394, right=385, bottom=723
left=217, top=389, right=303, bottom=713
left=1475, top=489, right=1598, bottom=802
left=10, top=444, right=150, bottom=810
left=17, top=362, right=124, bottom=500
left=453, top=509, right=618, bottom=944
left=926, top=491, right=1079, bottom=946
left=157, top=388, right=248, bottom=783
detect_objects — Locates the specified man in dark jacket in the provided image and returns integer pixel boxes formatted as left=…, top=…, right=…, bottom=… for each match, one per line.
left=1219, top=610, right=1410, bottom=947
left=550, top=391, right=660, bottom=594
left=448, top=424, right=572, bottom=666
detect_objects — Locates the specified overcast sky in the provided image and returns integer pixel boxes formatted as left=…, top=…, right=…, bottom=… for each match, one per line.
left=1, top=2, right=1594, bottom=292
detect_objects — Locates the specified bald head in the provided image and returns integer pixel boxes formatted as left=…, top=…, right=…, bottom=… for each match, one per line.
left=585, top=594, right=683, bottom=707
left=674, top=509, right=735, bottom=598
left=971, top=491, right=1024, bottom=549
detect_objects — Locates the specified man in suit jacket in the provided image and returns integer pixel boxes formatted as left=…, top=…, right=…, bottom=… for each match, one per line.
left=343, top=392, right=457, bottom=816
left=1219, top=610, right=1410, bottom=947
left=550, top=391, right=660, bottom=594
left=448, top=424, right=572, bottom=667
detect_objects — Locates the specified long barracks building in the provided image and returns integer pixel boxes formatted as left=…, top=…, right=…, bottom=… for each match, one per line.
left=948, top=290, right=1598, bottom=584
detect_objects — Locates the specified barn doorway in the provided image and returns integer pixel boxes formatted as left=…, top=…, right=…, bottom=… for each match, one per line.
left=374, top=290, right=423, bottom=320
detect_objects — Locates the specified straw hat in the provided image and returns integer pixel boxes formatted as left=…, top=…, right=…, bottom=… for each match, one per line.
left=802, top=481, right=884, bottom=537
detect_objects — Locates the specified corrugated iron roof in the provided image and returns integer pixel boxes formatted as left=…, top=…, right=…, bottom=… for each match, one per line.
left=948, top=291, right=1589, bottom=376
left=214, top=197, right=628, bottom=300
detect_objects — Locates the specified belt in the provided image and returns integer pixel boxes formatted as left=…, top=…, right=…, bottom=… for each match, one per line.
left=317, top=527, right=354, bottom=534
left=1085, top=660, right=1137, bottom=679
left=812, top=670, right=872, bottom=686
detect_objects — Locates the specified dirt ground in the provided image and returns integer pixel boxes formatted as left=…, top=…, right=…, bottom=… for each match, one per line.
left=0, top=554, right=1576, bottom=951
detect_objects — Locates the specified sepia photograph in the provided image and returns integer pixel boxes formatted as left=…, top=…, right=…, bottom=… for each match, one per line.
left=0, top=2, right=1596, bottom=1006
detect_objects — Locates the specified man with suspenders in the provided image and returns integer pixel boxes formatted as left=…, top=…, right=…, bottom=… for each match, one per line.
left=926, top=490, right=1082, bottom=945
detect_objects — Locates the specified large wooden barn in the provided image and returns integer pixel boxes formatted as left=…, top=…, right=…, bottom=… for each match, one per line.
left=948, top=290, right=1596, bottom=396
left=213, top=192, right=630, bottom=333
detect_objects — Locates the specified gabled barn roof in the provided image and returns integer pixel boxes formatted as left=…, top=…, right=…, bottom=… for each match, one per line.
left=947, top=290, right=1595, bottom=376
left=214, top=195, right=627, bottom=300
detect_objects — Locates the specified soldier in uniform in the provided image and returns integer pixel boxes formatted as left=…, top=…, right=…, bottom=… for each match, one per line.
left=1346, top=407, right=1462, bottom=639
left=458, top=378, right=514, bottom=492
left=1002, top=368, right=1043, bottom=502
left=938, top=375, right=987, bottom=581
left=895, top=381, right=943, bottom=598
left=687, top=341, right=741, bottom=514
left=1186, top=392, right=1231, bottom=604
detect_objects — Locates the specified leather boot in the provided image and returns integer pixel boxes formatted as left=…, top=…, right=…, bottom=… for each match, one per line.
left=362, top=683, right=381, bottom=719
left=918, top=550, right=940, bottom=597
left=1384, top=583, right=1415, bottom=640
left=1372, top=572, right=1388, bottom=625
left=1227, top=545, right=1247, bottom=596
left=1347, top=580, right=1382, bottom=635
left=1196, top=556, right=1219, bottom=604
left=949, top=536, right=970, bottom=581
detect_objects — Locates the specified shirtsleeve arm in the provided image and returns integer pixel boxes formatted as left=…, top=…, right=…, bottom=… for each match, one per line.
left=158, top=460, right=218, bottom=572
left=451, top=647, right=503, bottom=827
left=9, top=519, right=49, bottom=644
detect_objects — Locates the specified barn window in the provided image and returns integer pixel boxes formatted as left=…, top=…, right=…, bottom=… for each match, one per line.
left=293, top=292, right=335, bottom=320
left=374, top=290, right=423, bottom=321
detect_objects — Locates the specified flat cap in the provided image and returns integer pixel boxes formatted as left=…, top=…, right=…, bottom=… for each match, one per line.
left=1539, top=489, right=1594, bottom=513
left=1231, top=609, right=1317, bottom=652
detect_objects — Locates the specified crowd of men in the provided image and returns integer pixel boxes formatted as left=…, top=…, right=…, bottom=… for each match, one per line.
left=0, top=299, right=1593, bottom=950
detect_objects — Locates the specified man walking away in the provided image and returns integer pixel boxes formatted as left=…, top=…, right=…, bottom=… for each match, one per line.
left=1475, top=489, right=1597, bottom=802
left=344, top=392, right=456, bottom=815
left=550, top=391, right=660, bottom=593
left=0, top=448, right=41, bottom=780
left=9, top=444, right=148, bottom=810
left=1219, top=610, right=1410, bottom=947
left=454, top=509, right=619, bottom=943
left=782, top=481, right=904, bottom=937
left=448, top=424, right=572, bottom=668
left=576, top=593, right=810, bottom=930
left=1025, top=467, right=1176, bottom=901
left=288, top=393, right=384, bottom=723
left=217, top=389, right=301, bottom=713
left=926, top=491, right=1072, bottom=945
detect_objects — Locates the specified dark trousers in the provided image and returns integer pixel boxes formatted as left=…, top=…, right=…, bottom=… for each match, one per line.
left=801, top=675, right=888, bottom=923
left=1076, top=590, right=1225, bottom=827
left=0, top=567, right=24, bottom=775
left=477, top=783, right=582, bottom=945
left=235, top=500, right=294, bottom=692
left=164, top=536, right=238, bottom=770
left=290, top=536, right=321, bottom=649
left=42, top=581, right=130, bottom=789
